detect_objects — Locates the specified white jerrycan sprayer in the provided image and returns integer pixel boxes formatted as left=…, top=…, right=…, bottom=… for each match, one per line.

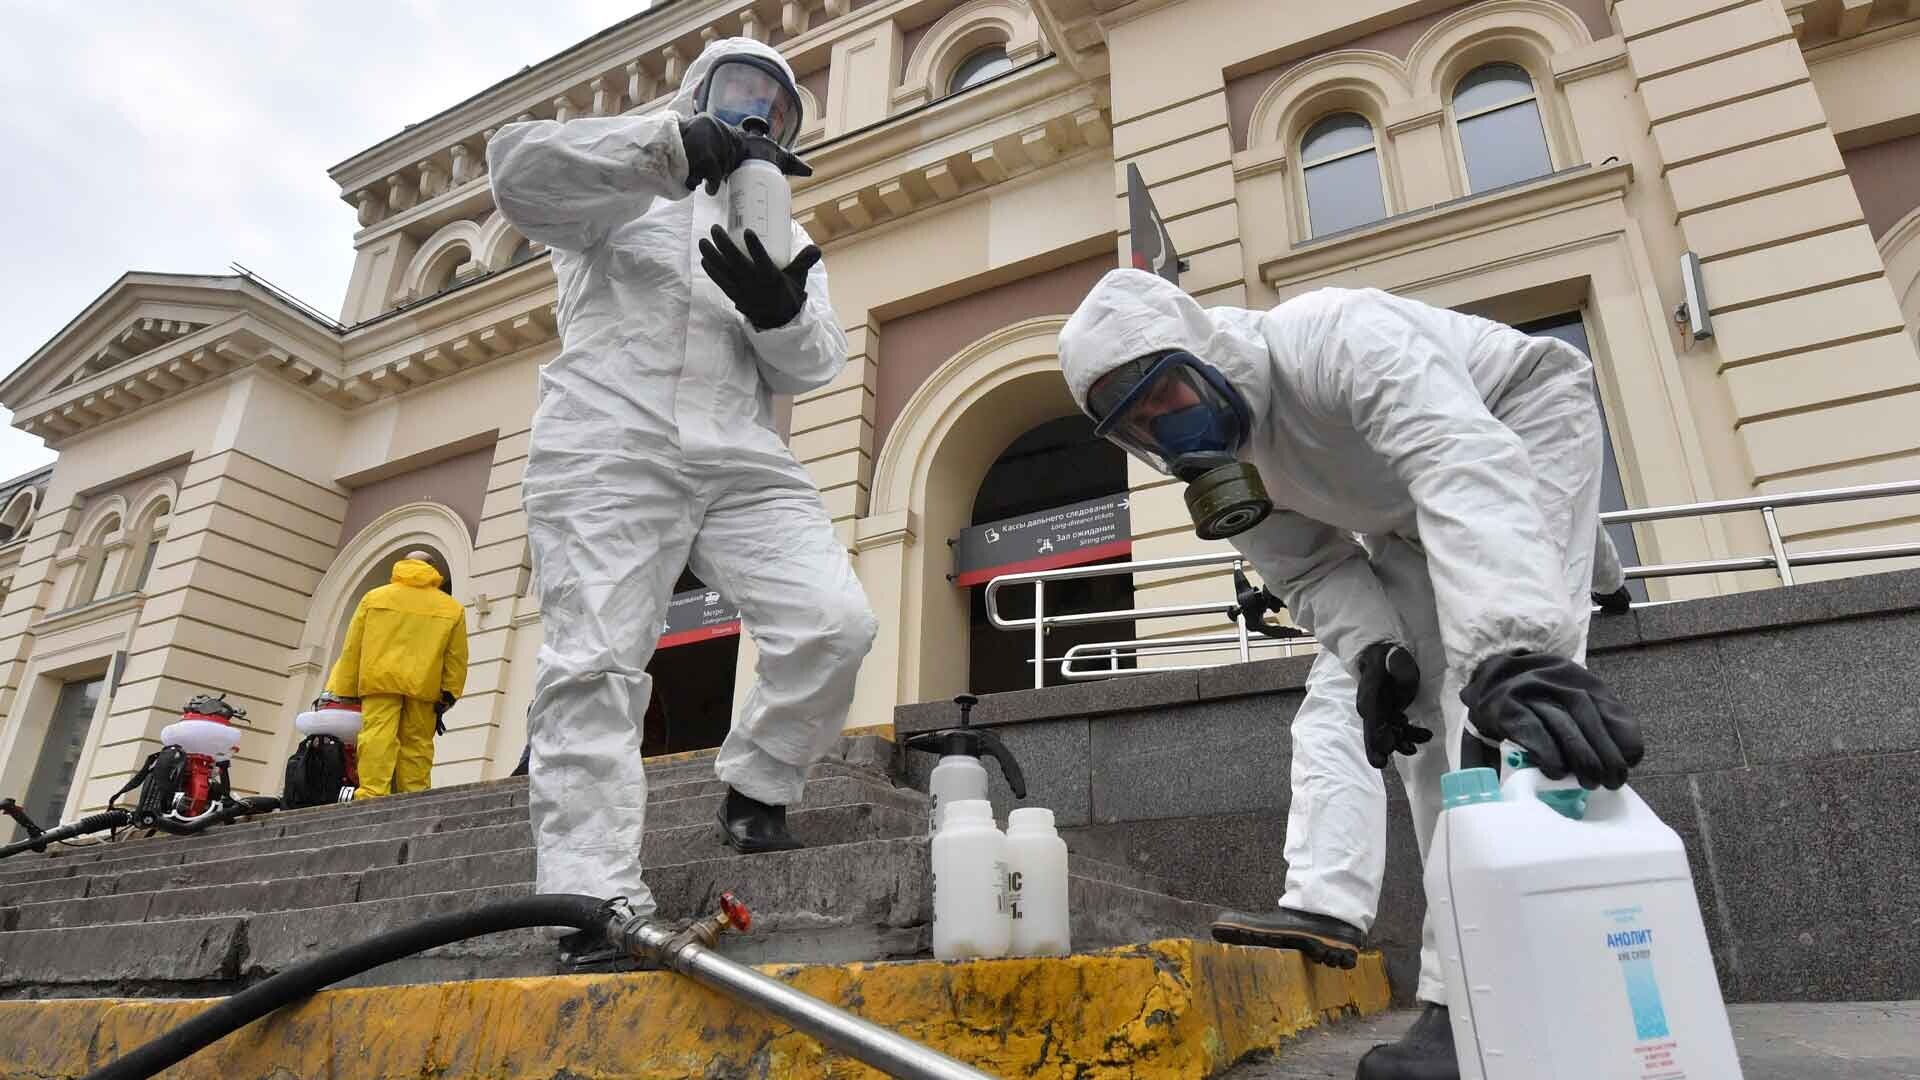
left=903, top=695, right=1028, bottom=832
left=1429, top=751, right=1742, bottom=1080
left=931, top=799, right=1013, bottom=960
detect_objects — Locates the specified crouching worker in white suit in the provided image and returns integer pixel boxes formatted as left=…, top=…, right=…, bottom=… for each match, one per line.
left=1212, top=527, right=1632, bottom=976
left=489, top=38, right=877, bottom=964
left=1057, top=269, right=1645, bottom=1080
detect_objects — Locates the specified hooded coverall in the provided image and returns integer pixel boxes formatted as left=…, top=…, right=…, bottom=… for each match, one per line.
left=1059, top=269, right=1606, bottom=1005
left=488, top=38, right=878, bottom=915
left=1277, top=527, right=1624, bottom=944
left=327, top=559, right=469, bottom=799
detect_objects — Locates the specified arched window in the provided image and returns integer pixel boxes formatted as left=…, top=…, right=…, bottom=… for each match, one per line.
left=132, top=498, right=170, bottom=592
left=76, top=514, right=124, bottom=606
left=0, top=490, right=34, bottom=544
left=948, top=45, right=1013, bottom=95
left=1300, top=112, right=1388, bottom=238
left=418, top=242, right=473, bottom=296
left=1452, top=62, right=1553, bottom=193
left=507, top=237, right=534, bottom=266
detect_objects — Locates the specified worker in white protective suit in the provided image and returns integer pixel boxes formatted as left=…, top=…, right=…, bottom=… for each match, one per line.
left=488, top=38, right=877, bottom=963
left=1058, top=269, right=1644, bottom=1080
left=1212, top=527, right=1634, bottom=975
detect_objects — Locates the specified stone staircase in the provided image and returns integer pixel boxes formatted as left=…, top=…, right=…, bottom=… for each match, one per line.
left=0, top=736, right=1222, bottom=999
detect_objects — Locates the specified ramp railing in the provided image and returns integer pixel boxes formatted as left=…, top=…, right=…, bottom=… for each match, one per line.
left=984, top=478, right=1920, bottom=686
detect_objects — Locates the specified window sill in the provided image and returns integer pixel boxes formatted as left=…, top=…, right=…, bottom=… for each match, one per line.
left=1257, top=160, right=1634, bottom=291
left=34, top=591, right=145, bottom=634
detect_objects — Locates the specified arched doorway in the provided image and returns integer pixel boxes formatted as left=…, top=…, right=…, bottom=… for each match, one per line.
left=643, top=565, right=740, bottom=756
left=966, top=415, right=1134, bottom=692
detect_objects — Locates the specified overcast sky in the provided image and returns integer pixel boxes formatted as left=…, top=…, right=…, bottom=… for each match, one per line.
left=0, top=1, right=650, bottom=482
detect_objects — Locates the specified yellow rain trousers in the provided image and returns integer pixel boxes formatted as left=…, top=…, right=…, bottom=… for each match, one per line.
left=327, top=558, right=469, bottom=800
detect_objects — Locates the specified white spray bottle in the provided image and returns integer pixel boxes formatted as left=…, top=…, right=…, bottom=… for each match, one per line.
left=726, top=116, right=811, bottom=266
left=1428, top=750, right=1742, bottom=1079
left=903, top=694, right=1028, bottom=832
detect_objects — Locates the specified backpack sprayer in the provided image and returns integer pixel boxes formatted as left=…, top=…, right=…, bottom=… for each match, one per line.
left=0, top=693, right=279, bottom=860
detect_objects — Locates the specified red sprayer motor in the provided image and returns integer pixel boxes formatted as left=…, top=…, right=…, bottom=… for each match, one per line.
left=136, top=693, right=245, bottom=828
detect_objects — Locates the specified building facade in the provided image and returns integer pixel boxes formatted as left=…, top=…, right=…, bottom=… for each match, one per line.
left=3, top=0, right=1918, bottom=826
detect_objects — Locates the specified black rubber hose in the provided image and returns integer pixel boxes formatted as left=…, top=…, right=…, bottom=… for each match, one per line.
left=84, top=893, right=614, bottom=1080
left=0, top=809, right=129, bottom=859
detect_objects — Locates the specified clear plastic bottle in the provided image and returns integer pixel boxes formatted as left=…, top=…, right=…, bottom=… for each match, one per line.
left=931, top=799, right=1012, bottom=960
left=1005, top=806, right=1071, bottom=956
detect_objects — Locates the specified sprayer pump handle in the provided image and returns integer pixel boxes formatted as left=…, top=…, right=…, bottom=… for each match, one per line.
left=977, top=729, right=1028, bottom=800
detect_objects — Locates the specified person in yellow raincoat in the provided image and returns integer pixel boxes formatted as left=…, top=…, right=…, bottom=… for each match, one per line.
left=327, top=551, right=469, bottom=799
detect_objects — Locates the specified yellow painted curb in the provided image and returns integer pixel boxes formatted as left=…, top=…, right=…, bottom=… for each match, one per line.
left=0, top=940, right=1389, bottom=1079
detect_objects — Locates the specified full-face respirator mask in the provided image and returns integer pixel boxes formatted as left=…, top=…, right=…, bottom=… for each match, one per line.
left=1088, top=349, right=1273, bottom=540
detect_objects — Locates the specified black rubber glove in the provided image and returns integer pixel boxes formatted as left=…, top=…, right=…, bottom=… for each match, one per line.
left=1593, top=586, right=1632, bottom=615
left=434, top=691, right=456, bottom=736
left=1354, top=642, right=1429, bottom=768
left=699, top=225, right=821, bottom=330
left=1460, top=651, right=1644, bottom=790
left=680, top=115, right=748, bottom=195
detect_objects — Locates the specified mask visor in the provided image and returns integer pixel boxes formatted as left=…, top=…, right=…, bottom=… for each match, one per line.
left=698, top=58, right=802, bottom=147
left=1088, top=352, right=1247, bottom=473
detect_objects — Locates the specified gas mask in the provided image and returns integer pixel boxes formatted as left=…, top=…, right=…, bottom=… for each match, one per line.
left=1088, top=349, right=1273, bottom=540
left=694, top=55, right=803, bottom=148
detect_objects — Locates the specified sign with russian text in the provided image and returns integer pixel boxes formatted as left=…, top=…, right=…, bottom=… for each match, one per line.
left=952, top=493, right=1132, bottom=587
left=659, top=587, right=741, bottom=649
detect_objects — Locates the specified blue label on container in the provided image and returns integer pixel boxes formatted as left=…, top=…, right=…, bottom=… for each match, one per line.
left=1606, top=909, right=1670, bottom=1041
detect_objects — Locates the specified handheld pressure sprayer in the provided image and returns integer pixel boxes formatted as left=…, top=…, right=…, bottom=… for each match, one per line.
left=903, top=694, right=1028, bottom=832
left=724, top=115, right=812, bottom=267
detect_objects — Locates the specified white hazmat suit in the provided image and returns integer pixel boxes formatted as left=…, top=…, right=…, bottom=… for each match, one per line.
left=1276, top=526, right=1627, bottom=963
left=1059, top=269, right=1606, bottom=1004
left=489, top=38, right=877, bottom=915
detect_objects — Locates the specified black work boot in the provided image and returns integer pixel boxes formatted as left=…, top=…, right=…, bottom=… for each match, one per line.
left=1210, top=906, right=1365, bottom=969
left=1355, top=1003, right=1458, bottom=1080
left=718, top=787, right=804, bottom=853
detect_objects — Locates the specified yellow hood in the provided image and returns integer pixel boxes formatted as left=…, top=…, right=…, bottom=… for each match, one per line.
left=391, top=559, right=444, bottom=590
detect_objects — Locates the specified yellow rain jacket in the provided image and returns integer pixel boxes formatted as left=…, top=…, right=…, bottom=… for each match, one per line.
left=327, top=560, right=469, bottom=702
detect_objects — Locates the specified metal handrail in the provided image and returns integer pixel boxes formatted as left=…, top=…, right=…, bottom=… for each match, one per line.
left=985, top=478, right=1920, bottom=687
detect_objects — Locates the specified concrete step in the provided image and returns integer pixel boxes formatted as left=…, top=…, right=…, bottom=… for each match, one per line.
left=0, top=771, right=920, bottom=892
left=0, top=761, right=910, bottom=892
left=0, top=939, right=1394, bottom=1078
left=0, top=835, right=1219, bottom=994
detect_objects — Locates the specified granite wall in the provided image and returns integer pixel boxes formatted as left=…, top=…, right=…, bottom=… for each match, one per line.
left=894, top=567, right=1920, bottom=1004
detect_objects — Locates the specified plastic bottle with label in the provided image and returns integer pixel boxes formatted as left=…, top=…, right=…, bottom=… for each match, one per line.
left=1428, top=753, right=1743, bottom=1079
left=1005, top=806, right=1071, bottom=956
left=931, top=799, right=1012, bottom=961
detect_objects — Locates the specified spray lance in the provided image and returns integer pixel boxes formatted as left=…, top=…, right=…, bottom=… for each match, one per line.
left=904, top=694, right=1028, bottom=832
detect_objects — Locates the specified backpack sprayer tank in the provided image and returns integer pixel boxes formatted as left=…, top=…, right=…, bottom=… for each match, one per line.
left=139, top=693, right=244, bottom=828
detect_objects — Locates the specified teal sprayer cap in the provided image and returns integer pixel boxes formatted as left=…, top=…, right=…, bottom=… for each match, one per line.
left=1441, top=767, right=1501, bottom=809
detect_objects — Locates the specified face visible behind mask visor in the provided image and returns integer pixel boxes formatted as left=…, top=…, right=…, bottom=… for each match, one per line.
left=695, top=55, right=803, bottom=147
left=1088, top=350, right=1274, bottom=540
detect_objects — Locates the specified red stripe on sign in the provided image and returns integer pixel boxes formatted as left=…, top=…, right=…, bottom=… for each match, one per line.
left=953, top=539, right=1134, bottom=588
left=658, top=620, right=743, bottom=650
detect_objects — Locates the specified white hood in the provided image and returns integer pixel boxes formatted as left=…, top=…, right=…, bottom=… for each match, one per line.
left=1057, top=269, right=1272, bottom=427
left=670, top=37, right=800, bottom=119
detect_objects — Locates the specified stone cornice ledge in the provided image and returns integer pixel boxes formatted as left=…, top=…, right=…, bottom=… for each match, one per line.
left=1258, top=161, right=1633, bottom=290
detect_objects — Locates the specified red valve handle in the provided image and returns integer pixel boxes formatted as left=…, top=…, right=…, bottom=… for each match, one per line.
left=718, top=891, right=751, bottom=932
